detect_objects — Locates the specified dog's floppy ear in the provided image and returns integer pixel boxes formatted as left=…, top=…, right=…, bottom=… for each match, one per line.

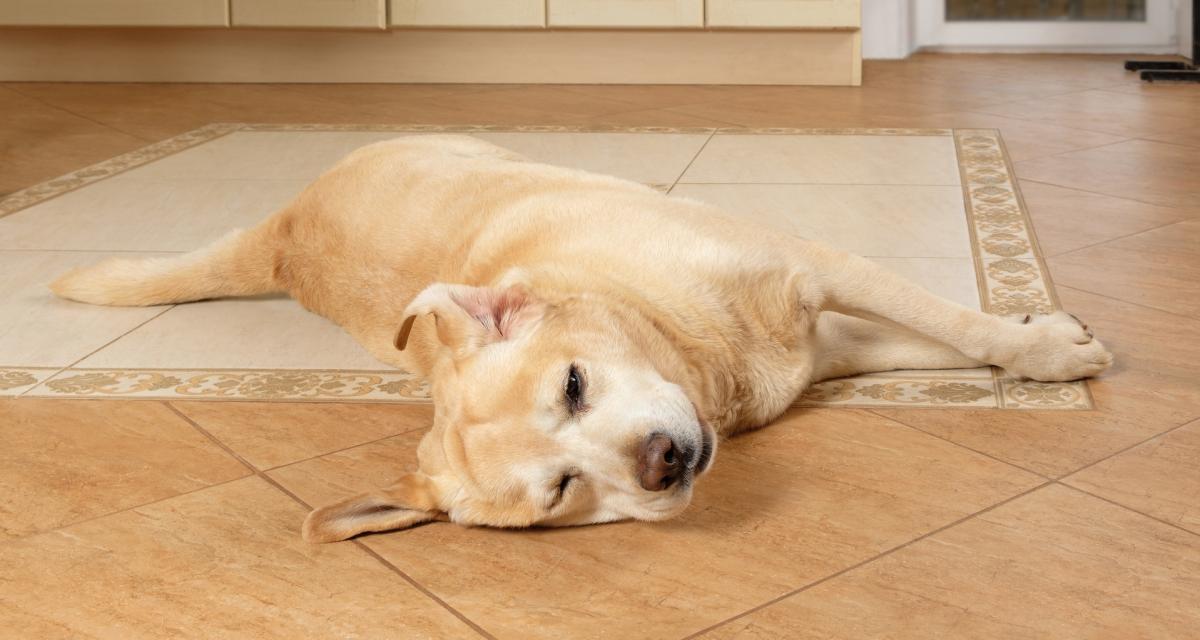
left=302, top=472, right=446, bottom=543
left=394, top=283, right=543, bottom=354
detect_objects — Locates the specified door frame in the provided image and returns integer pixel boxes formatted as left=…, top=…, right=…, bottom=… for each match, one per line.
left=913, top=0, right=1180, bottom=52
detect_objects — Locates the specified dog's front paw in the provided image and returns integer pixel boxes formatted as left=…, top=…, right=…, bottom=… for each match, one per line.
left=1000, top=311, right=1113, bottom=381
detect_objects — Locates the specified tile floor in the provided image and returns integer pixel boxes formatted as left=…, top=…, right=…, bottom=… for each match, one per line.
left=4, top=124, right=1071, bottom=408
left=1, top=54, right=1198, bottom=639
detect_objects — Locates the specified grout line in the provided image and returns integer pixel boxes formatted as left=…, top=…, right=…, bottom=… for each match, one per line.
left=667, top=129, right=717, bottom=193
left=259, top=423, right=431, bottom=473
left=1055, top=284, right=1200, bottom=322
left=4, top=84, right=157, bottom=143
left=1014, top=177, right=1197, bottom=213
left=1054, top=416, right=1200, bottom=482
left=17, top=304, right=177, bottom=398
left=680, top=480, right=1055, bottom=639
left=1055, top=482, right=1200, bottom=540
left=1040, top=218, right=1192, bottom=259
left=163, top=402, right=496, bottom=639
left=866, top=409, right=1053, bottom=481
left=0, top=473, right=252, bottom=545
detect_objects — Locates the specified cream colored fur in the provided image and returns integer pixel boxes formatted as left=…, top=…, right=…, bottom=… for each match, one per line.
left=51, top=135, right=1112, bottom=542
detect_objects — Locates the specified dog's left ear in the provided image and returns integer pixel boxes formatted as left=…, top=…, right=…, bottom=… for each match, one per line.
left=302, top=472, right=446, bottom=543
left=394, top=283, right=544, bottom=354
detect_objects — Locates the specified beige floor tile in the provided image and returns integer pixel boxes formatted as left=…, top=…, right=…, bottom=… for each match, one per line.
left=120, top=130, right=410, bottom=181
left=1019, top=180, right=1189, bottom=257
left=0, top=178, right=307, bottom=251
left=0, top=399, right=248, bottom=540
left=1047, top=219, right=1200, bottom=318
left=0, top=87, right=148, bottom=197
left=78, top=296, right=382, bottom=370
left=670, top=183, right=971, bottom=257
left=974, top=88, right=1200, bottom=149
left=173, top=401, right=433, bottom=470
left=0, top=476, right=478, bottom=639
left=701, top=485, right=1200, bottom=639
left=418, top=85, right=647, bottom=125
left=1064, top=418, right=1200, bottom=535
left=1015, top=139, right=1200, bottom=209
left=273, top=409, right=1038, bottom=640
left=0, top=251, right=169, bottom=367
left=471, top=132, right=711, bottom=185
left=874, top=286, right=1200, bottom=477
left=9, top=83, right=406, bottom=141
left=680, top=135, right=961, bottom=186
left=267, top=430, right=425, bottom=506
left=926, top=110, right=1128, bottom=162
left=868, top=258, right=981, bottom=309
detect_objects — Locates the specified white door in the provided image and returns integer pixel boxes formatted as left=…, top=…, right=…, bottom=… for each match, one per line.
left=915, top=0, right=1179, bottom=52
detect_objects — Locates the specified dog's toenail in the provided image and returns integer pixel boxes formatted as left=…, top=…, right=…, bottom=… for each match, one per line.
left=1022, top=314, right=1031, bottom=324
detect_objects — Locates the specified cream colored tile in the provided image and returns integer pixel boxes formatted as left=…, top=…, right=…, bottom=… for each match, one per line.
left=0, top=251, right=169, bottom=367
left=703, top=485, right=1200, bottom=639
left=680, top=134, right=961, bottom=185
left=670, top=184, right=971, bottom=257
left=0, top=178, right=308, bottom=251
left=868, top=258, right=981, bottom=309
left=273, top=409, right=1039, bottom=639
left=471, top=132, right=710, bottom=185
left=1065, top=418, right=1200, bottom=535
left=0, top=399, right=248, bottom=539
left=78, top=296, right=383, bottom=370
left=174, top=401, right=433, bottom=470
left=121, top=130, right=411, bottom=181
left=0, top=476, right=478, bottom=638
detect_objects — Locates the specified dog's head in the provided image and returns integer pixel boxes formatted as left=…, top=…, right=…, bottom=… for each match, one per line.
left=303, top=282, right=716, bottom=542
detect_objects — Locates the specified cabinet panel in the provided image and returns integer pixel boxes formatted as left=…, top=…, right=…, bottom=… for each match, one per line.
left=232, top=0, right=385, bottom=28
left=0, top=0, right=228, bottom=26
left=549, top=0, right=703, bottom=27
left=390, top=0, right=544, bottom=27
left=706, top=0, right=861, bottom=28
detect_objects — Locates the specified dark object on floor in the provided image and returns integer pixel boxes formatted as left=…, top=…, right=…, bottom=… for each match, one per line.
left=1124, top=0, right=1199, bottom=82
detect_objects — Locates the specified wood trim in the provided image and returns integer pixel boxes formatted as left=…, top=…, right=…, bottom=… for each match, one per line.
left=0, top=28, right=862, bottom=85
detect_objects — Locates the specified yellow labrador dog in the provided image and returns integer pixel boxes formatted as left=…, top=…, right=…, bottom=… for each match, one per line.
left=51, top=135, right=1112, bottom=542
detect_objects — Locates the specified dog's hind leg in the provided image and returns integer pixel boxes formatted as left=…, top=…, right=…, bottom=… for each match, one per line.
left=50, top=219, right=284, bottom=307
left=794, top=242, right=1112, bottom=382
left=811, top=312, right=983, bottom=382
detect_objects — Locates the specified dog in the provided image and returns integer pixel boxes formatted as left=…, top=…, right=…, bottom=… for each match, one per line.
left=51, top=135, right=1112, bottom=542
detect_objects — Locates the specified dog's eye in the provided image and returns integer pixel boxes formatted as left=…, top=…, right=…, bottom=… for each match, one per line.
left=564, top=364, right=585, bottom=412
left=548, top=473, right=577, bottom=509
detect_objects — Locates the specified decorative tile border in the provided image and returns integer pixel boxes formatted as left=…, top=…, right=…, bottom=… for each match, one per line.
left=24, top=368, right=430, bottom=403
left=799, top=369, right=998, bottom=409
left=0, top=368, right=59, bottom=397
left=2, top=124, right=1093, bottom=409
left=0, top=123, right=243, bottom=218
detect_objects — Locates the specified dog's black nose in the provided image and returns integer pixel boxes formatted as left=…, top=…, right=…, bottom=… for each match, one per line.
left=637, top=433, right=691, bottom=491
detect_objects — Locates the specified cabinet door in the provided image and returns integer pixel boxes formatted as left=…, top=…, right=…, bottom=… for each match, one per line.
left=232, top=0, right=385, bottom=28
left=548, top=0, right=703, bottom=27
left=390, top=0, right=545, bottom=27
left=706, top=0, right=860, bottom=28
left=0, top=0, right=228, bottom=26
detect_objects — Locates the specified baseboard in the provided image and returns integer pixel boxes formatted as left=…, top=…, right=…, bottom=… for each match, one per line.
left=0, top=27, right=862, bottom=85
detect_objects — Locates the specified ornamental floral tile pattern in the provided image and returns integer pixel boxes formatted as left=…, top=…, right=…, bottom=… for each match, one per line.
left=5, top=124, right=1091, bottom=409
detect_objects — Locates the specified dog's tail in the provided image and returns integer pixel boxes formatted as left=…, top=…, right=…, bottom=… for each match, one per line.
left=50, top=224, right=282, bottom=307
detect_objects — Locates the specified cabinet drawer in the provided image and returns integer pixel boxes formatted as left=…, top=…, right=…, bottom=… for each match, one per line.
left=0, top=0, right=229, bottom=26
left=390, top=0, right=545, bottom=27
left=706, top=0, right=861, bottom=28
left=548, top=0, right=703, bottom=27
left=232, top=0, right=386, bottom=28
